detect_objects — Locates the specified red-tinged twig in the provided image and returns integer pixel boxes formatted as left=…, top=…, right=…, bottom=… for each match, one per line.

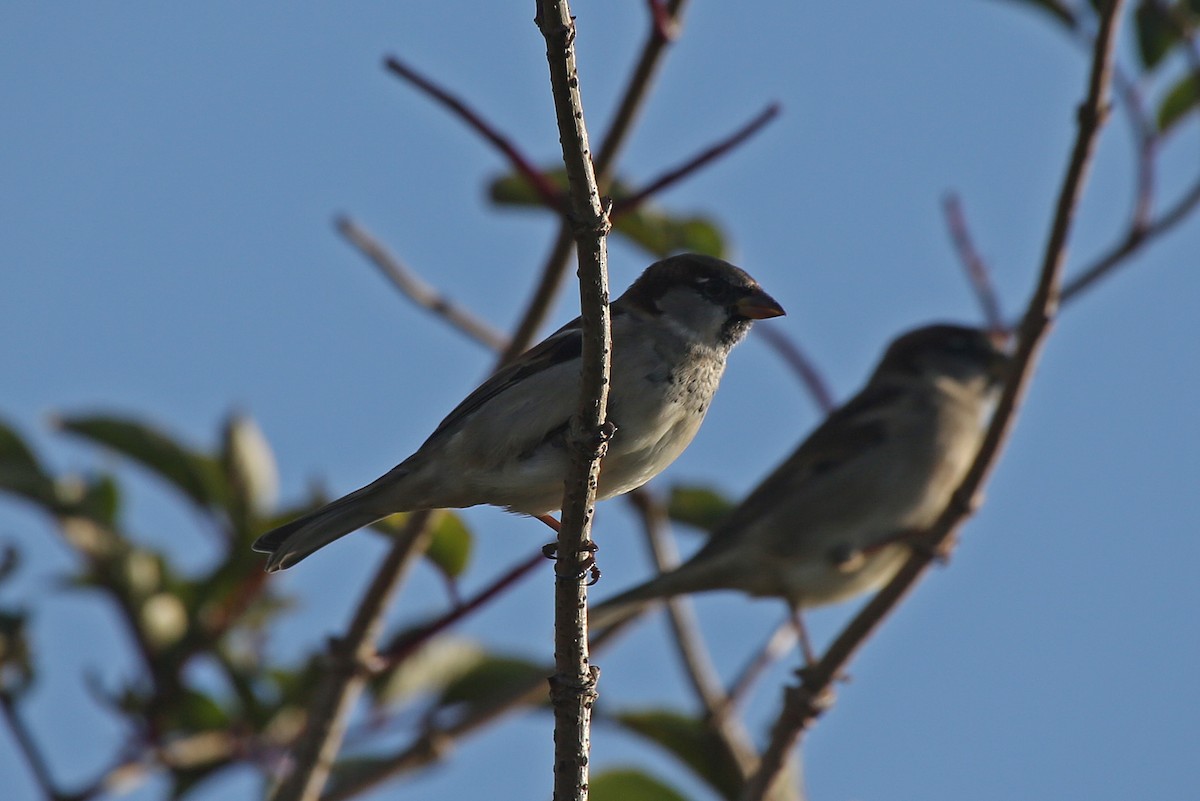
left=723, top=618, right=799, bottom=714
left=624, top=490, right=763, bottom=780
left=373, top=548, right=548, bottom=669
left=610, top=103, right=782, bottom=219
left=269, top=512, right=434, bottom=801
left=646, top=0, right=679, bottom=42
left=383, top=55, right=565, bottom=214
left=335, top=216, right=510, bottom=351
left=942, top=193, right=1007, bottom=332
left=0, top=692, right=64, bottom=801
left=501, top=0, right=690, bottom=364
left=756, top=326, right=836, bottom=415
left=1060, top=176, right=1200, bottom=304
left=738, top=1, right=1127, bottom=798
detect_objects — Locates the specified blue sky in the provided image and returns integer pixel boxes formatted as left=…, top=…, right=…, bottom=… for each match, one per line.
left=2, top=3, right=1198, bottom=801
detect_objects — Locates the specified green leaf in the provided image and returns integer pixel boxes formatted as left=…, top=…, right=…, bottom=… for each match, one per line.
left=1135, top=1, right=1178, bottom=70
left=56, top=415, right=228, bottom=509
left=613, top=208, right=727, bottom=259
left=667, top=485, right=735, bottom=533
left=0, top=606, right=35, bottom=694
left=0, top=420, right=56, bottom=508
left=425, top=511, right=474, bottom=579
left=488, top=169, right=727, bottom=258
left=167, top=688, right=230, bottom=732
left=1158, top=71, right=1200, bottom=132
left=612, top=709, right=745, bottom=801
left=369, top=635, right=484, bottom=707
left=592, top=768, right=692, bottom=801
left=436, top=653, right=548, bottom=712
left=72, top=473, right=121, bottom=527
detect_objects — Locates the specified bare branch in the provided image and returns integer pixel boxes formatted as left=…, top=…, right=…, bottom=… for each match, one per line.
left=1061, top=177, right=1200, bottom=304
left=610, top=103, right=781, bottom=219
left=624, top=490, right=764, bottom=779
left=0, top=693, right=62, bottom=801
left=502, top=0, right=690, bottom=364
left=535, top=4, right=614, bottom=801
left=941, top=193, right=1007, bottom=332
left=738, top=2, right=1127, bottom=798
left=383, top=55, right=565, bottom=213
left=268, top=512, right=434, bottom=801
left=755, top=327, right=836, bottom=415
left=724, top=618, right=799, bottom=711
left=335, top=216, right=510, bottom=351
left=645, top=0, right=679, bottom=42
left=373, top=548, right=546, bottom=668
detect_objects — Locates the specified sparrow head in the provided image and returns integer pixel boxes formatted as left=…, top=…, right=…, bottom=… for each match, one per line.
left=620, top=253, right=786, bottom=347
left=874, top=323, right=1011, bottom=390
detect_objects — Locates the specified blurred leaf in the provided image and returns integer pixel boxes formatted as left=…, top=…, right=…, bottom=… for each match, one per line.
left=56, top=415, right=227, bottom=510
left=488, top=169, right=727, bottom=258
left=999, top=0, right=1077, bottom=28
left=221, top=412, right=279, bottom=518
left=0, top=607, right=34, bottom=693
left=0, top=420, right=57, bottom=508
left=0, top=546, right=19, bottom=585
left=370, top=635, right=484, bottom=708
left=71, top=473, right=121, bottom=527
left=168, top=756, right=233, bottom=801
left=436, top=653, right=548, bottom=712
left=592, top=768, right=692, bottom=801
left=325, top=757, right=396, bottom=800
left=1135, top=1, right=1178, bottom=70
left=167, top=688, right=230, bottom=732
left=667, top=485, right=735, bottom=533
left=1158, top=71, right=1200, bottom=132
left=613, top=709, right=744, bottom=801
left=613, top=207, right=726, bottom=259
left=425, top=512, right=473, bottom=580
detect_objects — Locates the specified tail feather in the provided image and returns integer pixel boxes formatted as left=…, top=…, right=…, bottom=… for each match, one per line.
left=589, top=553, right=742, bottom=630
left=252, top=482, right=396, bottom=572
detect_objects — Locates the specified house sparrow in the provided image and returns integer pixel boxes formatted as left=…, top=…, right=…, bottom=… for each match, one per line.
left=253, top=253, right=785, bottom=571
left=591, top=324, right=1009, bottom=658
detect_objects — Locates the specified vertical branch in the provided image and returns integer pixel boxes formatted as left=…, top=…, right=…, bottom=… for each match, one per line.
left=535, top=3, right=613, bottom=801
left=268, top=512, right=433, bottom=801
left=737, top=1, right=1127, bottom=798
left=501, top=0, right=689, bottom=364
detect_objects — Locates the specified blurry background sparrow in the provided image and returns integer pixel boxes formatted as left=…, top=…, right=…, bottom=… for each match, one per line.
left=253, top=253, right=784, bottom=571
left=591, top=323, right=1009, bottom=661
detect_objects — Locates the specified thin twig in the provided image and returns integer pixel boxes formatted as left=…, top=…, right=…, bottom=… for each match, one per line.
left=383, top=56, right=565, bottom=213
left=739, top=2, right=1127, bottom=798
left=321, top=622, right=633, bottom=801
left=269, top=512, right=434, bottom=801
left=624, top=490, right=763, bottom=778
left=941, top=193, right=1007, bottom=332
left=335, top=216, right=510, bottom=351
left=502, top=0, right=690, bottom=364
left=0, top=693, right=63, bottom=801
left=1060, top=176, right=1200, bottom=305
left=610, top=104, right=781, bottom=218
left=645, top=0, right=679, bottom=42
left=536, top=4, right=613, bottom=801
left=755, top=327, right=836, bottom=415
left=373, top=548, right=546, bottom=668
left=724, top=618, right=798, bottom=711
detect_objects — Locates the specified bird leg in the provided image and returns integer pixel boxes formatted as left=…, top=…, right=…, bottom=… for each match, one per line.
left=789, top=606, right=819, bottom=668
left=538, top=513, right=600, bottom=583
